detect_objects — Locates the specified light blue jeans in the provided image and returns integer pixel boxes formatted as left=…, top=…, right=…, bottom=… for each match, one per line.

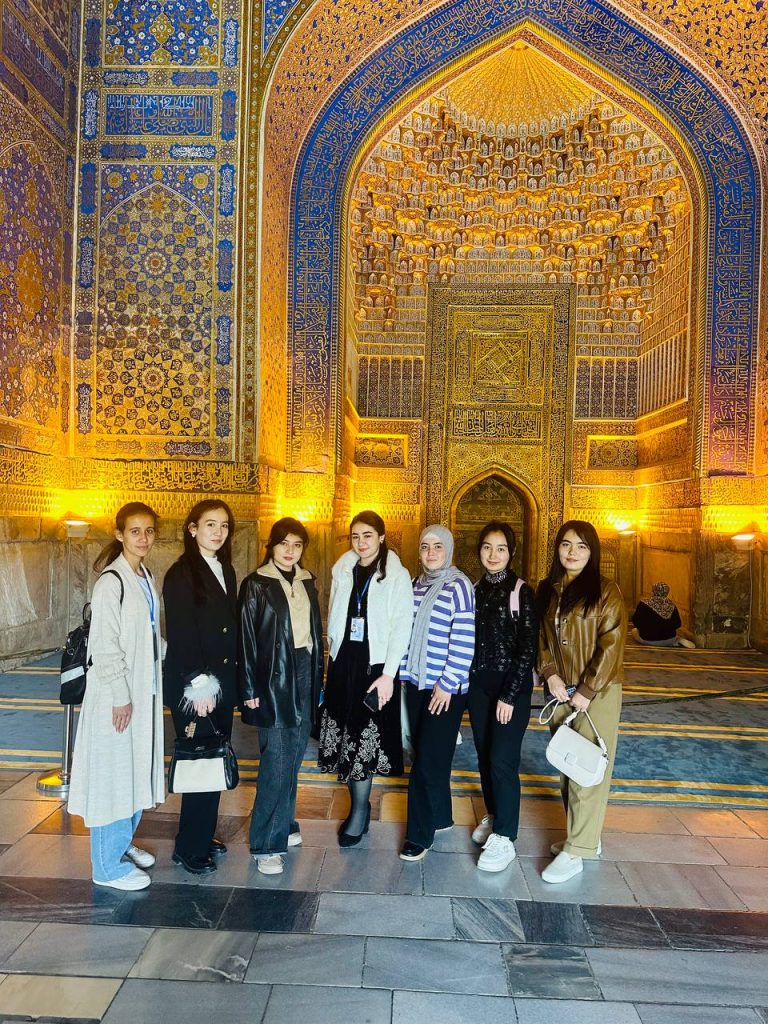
left=90, top=811, right=142, bottom=882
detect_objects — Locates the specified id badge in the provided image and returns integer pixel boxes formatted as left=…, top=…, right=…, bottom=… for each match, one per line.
left=349, top=617, right=365, bottom=642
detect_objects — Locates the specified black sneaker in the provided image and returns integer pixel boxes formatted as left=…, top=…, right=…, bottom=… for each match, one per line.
left=399, top=841, right=431, bottom=862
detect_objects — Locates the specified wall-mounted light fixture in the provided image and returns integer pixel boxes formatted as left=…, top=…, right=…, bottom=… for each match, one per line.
left=731, top=522, right=760, bottom=551
left=63, top=516, right=90, bottom=540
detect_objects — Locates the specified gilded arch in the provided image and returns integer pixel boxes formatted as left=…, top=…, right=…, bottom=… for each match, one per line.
left=286, top=0, right=760, bottom=476
left=450, top=468, right=541, bottom=580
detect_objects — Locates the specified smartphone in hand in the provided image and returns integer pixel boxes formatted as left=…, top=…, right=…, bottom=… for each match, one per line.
left=362, top=689, right=379, bottom=713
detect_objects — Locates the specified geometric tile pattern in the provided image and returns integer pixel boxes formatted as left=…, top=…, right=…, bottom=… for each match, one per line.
left=105, top=0, right=219, bottom=66
left=0, top=142, right=62, bottom=427
left=96, top=184, right=212, bottom=435
left=73, top=0, right=243, bottom=461
left=0, top=0, right=77, bottom=457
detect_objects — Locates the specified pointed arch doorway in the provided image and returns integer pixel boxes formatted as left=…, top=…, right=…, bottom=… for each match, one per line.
left=452, top=472, right=539, bottom=582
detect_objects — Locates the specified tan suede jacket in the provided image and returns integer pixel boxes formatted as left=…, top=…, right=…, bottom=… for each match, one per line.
left=538, top=579, right=627, bottom=699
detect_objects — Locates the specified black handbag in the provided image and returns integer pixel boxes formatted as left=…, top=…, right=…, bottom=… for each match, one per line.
left=167, top=725, right=239, bottom=794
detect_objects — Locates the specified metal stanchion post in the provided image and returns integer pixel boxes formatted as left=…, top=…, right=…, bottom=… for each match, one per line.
left=37, top=704, right=75, bottom=796
left=37, top=518, right=89, bottom=798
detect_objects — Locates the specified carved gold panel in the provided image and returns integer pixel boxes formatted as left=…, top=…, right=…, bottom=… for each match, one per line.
left=425, top=284, right=573, bottom=579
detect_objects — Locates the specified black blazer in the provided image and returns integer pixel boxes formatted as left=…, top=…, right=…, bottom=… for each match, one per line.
left=162, top=556, right=238, bottom=711
left=237, top=567, right=323, bottom=729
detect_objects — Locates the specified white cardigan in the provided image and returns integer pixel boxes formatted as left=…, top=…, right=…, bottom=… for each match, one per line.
left=68, top=554, right=165, bottom=828
left=326, top=548, right=414, bottom=677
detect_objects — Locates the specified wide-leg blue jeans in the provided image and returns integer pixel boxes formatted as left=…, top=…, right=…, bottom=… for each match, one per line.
left=90, top=810, right=142, bottom=882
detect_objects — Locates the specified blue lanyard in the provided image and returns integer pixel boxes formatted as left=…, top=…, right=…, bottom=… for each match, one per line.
left=137, top=573, right=156, bottom=626
left=354, top=569, right=373, bottom=616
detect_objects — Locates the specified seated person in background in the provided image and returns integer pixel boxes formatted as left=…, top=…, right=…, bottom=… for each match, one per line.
left=631, top=582, right=695, bottom=648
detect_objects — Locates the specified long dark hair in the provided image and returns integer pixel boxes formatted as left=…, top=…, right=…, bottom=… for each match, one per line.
left=259, top=517, right=310, bottom=568
left=179, top=499, right=235, bottom=605
left=476, top=520, right=517, bottom=563
left=350, top=509, right=388, bottom=581
left=93, top=502, right=159, bottom=573
left=535, top=520, right=602, bottom=617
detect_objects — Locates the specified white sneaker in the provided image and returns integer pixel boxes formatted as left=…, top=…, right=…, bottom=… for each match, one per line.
left=472, top=814, right=494, bottom=846
left=541, top=850, right=584, bottom=883
left=124, top=844, right=155, bottom=869
left=93, top=867, right=150, bottom=891
left=256, top=854, right=284, bottom=875
left=550, top=839, right=601, bottom=857
left=288, top=831, right=303, bottom=847
left=678, top=637, right=696, bottom=648
left=477, top=833, right=516, bottom=872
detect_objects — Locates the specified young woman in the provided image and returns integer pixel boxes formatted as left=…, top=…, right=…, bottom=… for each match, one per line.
left=468, top=521, right=538, bottom=872
left=163, top=500, right=237, bottom=875
left=399, top=525, right=475, bottom=862
left=318, top=510, right=413, bottom=846
left=238, top=518, right=323, bottom=875
left=68, top=502, right=164, bottom=890
left=536, top=520, right=627, bottom=883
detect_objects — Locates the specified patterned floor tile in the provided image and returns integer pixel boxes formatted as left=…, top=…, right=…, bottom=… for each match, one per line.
left=517, top=899, right=592, bottom=945
left=392, top=990, right=515, bottom=1023
left=218, top=887, right=318, bottom=932
left=579, top=904, right=668, bottom=948
left=515, top=998, right=642, bottom=1023
left=101, top=978, right=270, bottom=1023
left=365, top=936, right=508, bottom=994
left=0, top=974, right=121, bottom=1019
left=315, top=891, right=455, bottom=938
left=452, top=897, right=525, bottom=942
left=245, top=932, right=364, bottom=986
left=261, top=983, right=391, bottom=1023
left=652, top=907, right=768, bottom=951
left=2, top=921, right=151, bottom=977
left=502, top=942, right=601, bottom=999
left=617, top=862, right=746, bottom=911
left=423, top=851, right=529, bottom=899
left=111, top=882, right=232, bottom=929
left=587, top=947, right=768, bottom=1005
left=129, top=927, right=257, bottom=981
left=0, top=876, right=123, bottom=925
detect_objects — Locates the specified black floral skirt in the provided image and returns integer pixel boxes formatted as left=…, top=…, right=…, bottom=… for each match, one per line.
left=318, top=642, right=403, bottom=782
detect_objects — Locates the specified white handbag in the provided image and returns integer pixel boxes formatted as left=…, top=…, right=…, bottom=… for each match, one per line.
left=542, top=704, right=608, bottom=788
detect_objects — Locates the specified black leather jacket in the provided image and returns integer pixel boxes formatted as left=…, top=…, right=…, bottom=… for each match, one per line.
left=470, top=572, right=538, bottom=703
left=237, top=566, right=324, bottom=728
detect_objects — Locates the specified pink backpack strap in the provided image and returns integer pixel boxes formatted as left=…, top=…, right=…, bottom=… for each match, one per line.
left=508, top=578, right=540, bottom=685
left=509, top=577, right=525, bottom=615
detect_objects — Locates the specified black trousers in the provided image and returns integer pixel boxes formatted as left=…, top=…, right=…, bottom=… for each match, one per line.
left=405, top=685, right=467, bottom=848
left=467, top=686, right=531, bottom=840
left=170, top=700, right=235, bottom=860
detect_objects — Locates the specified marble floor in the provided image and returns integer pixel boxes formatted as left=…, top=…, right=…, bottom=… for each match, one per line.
left=0, top=771, right=767, bottom=1023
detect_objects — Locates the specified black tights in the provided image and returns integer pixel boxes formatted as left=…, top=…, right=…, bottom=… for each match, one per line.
left=344, top=777, right=372, bottom=835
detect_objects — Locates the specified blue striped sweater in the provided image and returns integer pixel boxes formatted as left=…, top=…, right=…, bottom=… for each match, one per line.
left=400, top=575, right=476, bottom=694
